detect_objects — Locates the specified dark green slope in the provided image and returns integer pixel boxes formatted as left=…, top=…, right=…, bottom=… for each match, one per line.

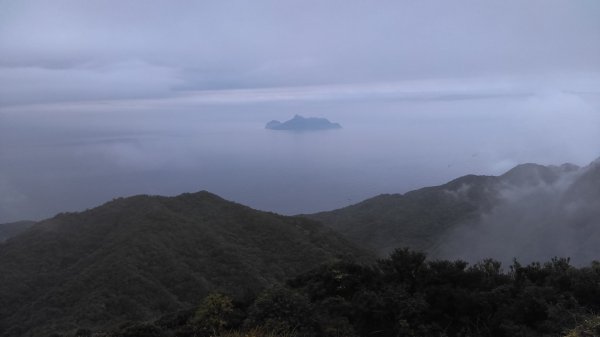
left=0, top=220, right=35, bottom=242
left=0, top=191, right=369, bottom=337
left=307, top=162, right=583, bottom=257
left=307, top=174, right=501, bottom=255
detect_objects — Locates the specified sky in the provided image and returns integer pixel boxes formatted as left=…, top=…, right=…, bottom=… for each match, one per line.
left=1, top=0, right=600, bottom=222
left=1, top=0, right=600, bottom=105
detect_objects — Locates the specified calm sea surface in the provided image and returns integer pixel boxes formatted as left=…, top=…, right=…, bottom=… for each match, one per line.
left=1, top=95, right=598, bottom=222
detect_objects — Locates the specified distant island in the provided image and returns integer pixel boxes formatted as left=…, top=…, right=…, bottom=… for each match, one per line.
left=266, top=114, right=342, bottom=131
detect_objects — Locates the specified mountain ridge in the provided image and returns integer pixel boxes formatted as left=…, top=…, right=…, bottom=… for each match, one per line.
left=2, top=160, right=599, bottom=335
left=0, top=190, right=370, bottom=337
left=306, top=173, right=501, bottom=255
left=307, top=160, right=599, bottom=263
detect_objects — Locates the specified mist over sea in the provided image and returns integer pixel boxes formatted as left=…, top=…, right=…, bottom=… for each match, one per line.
left=1, top=92, right=599, bottom=223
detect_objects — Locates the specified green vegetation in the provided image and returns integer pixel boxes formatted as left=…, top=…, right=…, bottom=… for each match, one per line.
left=0, top=191, right=368, bottom=337
left=307, top=174, right=500, bottom=255
left=565, top=315, right=600, bottom=337
left=3, top=166, right=600, bottom=337
left=307, top=162, right=597, bottom=258
left=192, top=293, right=234, bottom=336
left=61, top=248, right=600, bottom=337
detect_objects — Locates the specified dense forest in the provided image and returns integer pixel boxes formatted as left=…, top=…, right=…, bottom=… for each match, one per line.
left=58, top=248, right=600, bottom=337
left=309, top=161, right=600, bottom=264
left=0, top=192, right=367, bottom=337
left=4, top=1, right=600, bottom=337
left=2, top=164, right=600, bottom=337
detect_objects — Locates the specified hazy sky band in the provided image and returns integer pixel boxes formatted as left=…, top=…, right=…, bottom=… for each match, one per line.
left=1, top=0, right=600, bottom=225
left=1, top=0, right=600, bottom=106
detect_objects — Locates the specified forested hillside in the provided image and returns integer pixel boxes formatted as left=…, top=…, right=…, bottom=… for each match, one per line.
left=0, top=191, right=368, bottom=337
left=309, top=161, right=600, bottom=264
left=307, top=173, right=500, bottom=255
left=0, top=220, right=35, bottom=242
left=80, top=249, right=600, bottom=337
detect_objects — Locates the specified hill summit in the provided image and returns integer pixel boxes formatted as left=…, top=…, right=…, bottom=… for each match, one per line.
left=0, top=191, right=368, bottom=337
left=308, top=160, right=600, bottom=264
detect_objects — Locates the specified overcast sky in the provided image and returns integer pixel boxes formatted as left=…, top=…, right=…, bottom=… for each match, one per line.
left=1, top=1, right=600, bottom=222
left=1, top=0, right=600, bottom=106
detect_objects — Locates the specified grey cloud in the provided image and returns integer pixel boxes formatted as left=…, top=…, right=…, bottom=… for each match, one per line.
left=1, top=0, right=600, bottom=105
left=0, top=60, right=183, bottom=106
left=1, top=0, right=599, bottom=232
left=436, top=163, right=600, bottom=265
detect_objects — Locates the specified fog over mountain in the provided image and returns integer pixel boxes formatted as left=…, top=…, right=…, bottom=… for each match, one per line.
left=435, top=161, right=600, bottom=265
left=1, top=1, right=600, bottom=257
left=3, top=1, right=600, bottom=336
left=310, top=159, right=600, bottom=265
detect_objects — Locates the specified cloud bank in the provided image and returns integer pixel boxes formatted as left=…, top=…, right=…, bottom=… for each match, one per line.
left=436, top=162, right=600, bottom=265
left=1, top=0, right=599, bottom=106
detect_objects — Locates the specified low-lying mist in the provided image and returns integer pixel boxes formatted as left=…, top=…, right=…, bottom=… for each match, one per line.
left=1, top=91, right=600, bottom=225
left=436, top=161, right=600, bottom=265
